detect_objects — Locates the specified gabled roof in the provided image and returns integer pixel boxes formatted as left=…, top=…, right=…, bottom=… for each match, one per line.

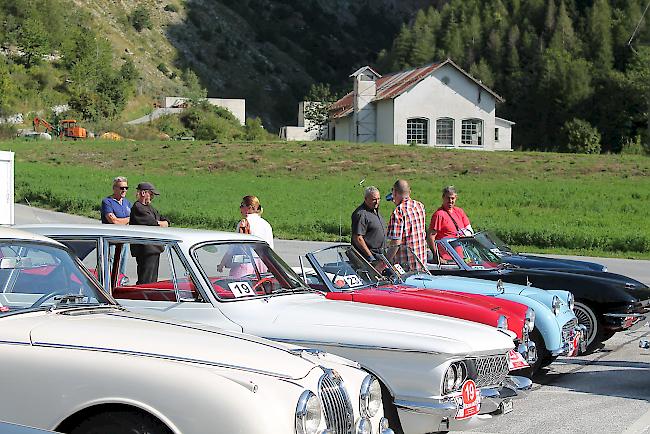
left=330, top=59, right=505, bottom=119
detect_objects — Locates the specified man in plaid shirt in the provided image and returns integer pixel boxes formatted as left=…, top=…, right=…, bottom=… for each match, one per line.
left=386, top=179, right=427, bottom=269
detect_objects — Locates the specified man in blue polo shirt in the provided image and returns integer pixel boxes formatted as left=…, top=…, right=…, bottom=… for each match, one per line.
left=101, top=176, right=132, bottom=224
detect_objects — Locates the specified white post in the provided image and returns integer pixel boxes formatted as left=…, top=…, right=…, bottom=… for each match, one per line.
left=0, top=151, right=14, bottom=225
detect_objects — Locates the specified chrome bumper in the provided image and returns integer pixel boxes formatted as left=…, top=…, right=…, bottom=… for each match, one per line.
left=394, top=376, right=532, bottom=432
left=640, top=340, right=650, bottom=349
left=552, top=324, right=588, bottom=356
left=518, top=328, right=538, bottom=364
left=603, top=312, right=646, bottom=331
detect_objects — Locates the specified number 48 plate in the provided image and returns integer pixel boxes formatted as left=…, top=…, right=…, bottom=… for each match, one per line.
left=499, top=399, right=513, bottom=415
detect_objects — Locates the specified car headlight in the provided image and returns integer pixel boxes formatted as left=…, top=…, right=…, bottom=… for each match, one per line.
left=356, top=418, right=371, bottom=434
left=442, top=361, right=467, bottom=395
left=566, top=292, right=575, bottom=312
left=295, top=390, right=321, bottom=434
left=360, top=375, right=382, bottom=418
left=496, top=314, right=508, bottom=330
left=525, top=308, right=535, bottom=331
left=552, top=295, right=562, bottom=316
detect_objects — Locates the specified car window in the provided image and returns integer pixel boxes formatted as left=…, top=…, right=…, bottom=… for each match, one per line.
left=108, top=241, right=203, bottom=302
left=0, top=241, right=110, bottom=310
left=57, top=239, right=100, bottom=280
left=193, top=242, right=304, bottom=300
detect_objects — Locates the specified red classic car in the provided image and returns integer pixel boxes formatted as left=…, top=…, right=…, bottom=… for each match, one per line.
left=300, top=244, right=537, bottom=369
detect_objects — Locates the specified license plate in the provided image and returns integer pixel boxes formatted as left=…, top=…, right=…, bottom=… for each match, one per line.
left=499, top=399, right=513, bottom=415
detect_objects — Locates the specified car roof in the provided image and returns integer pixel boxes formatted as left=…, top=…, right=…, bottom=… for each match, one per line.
left=16, top=223, right=263, bottom=246
left=0, top=226, right=65, bottom=246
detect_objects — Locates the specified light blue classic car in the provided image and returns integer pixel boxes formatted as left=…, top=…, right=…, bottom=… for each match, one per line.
left=382, top=245, right=586, bottom=373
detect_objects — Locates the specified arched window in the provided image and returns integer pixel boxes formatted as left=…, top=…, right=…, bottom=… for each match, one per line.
left=461, top=119, right=483, bottom=146
left=436, top=118, right=454, bottom=146
left=406, top=118, right=428, bottom=144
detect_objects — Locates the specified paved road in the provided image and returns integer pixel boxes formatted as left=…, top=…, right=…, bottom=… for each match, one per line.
left=10, top=204, right=650, bottom=433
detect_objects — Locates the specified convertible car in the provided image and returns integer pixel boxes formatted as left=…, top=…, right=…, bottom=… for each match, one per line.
left=474, top=231, right=607, bottom=272
left=0, top=227, right=390, bottom=434
left=296, top=244, right=536, bottom=369
left=22, top=224, right=532, bottom=434
left=429, top=235, right=650, bottom=351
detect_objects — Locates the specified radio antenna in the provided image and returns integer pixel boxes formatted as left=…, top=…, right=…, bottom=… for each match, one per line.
left=627, top=0, right=650, bottom=53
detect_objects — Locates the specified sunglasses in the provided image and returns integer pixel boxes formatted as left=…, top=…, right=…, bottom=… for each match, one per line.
left=115, top=186, right=129, bottom=190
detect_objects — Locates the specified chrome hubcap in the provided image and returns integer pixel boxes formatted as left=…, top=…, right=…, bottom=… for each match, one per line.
left=574, top=303, right=597, bottom=346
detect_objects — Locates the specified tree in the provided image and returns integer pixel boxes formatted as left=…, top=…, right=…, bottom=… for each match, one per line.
left=587, top=0, right=613, bottom=70
left=302, top=83, right=336, bottom=140
left=562, top=118, right=602, bottom=154
left=182, top=69, right=208, bottom=105
left=625, top=47, right=650, bottom=148
left=19, top=17, right=49, bottom=67
left=0, top=59, right=14, bottom=115
left=129, top=5, right=152, bottom=32
left=550, top=1, right=580, bottom=54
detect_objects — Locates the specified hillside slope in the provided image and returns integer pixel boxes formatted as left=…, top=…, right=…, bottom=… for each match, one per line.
left=72, top=0, right=436, bottom=129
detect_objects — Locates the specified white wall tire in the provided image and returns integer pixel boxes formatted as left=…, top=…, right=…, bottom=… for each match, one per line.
left=574, top=301, right=601, bottom=351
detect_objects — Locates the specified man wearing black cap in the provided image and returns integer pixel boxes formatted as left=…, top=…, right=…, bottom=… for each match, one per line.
left=129, top=182, right=169, bottom=284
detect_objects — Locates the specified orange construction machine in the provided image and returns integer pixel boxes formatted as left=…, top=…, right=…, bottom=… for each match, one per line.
left=33, top=117, right=88, bottom=139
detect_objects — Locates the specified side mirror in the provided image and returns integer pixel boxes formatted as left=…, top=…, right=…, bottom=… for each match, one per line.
left=118, top=275, right=130, bottom=286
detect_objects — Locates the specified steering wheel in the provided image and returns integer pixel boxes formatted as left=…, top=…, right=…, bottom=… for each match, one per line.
left=29, top=291, right=66, bottom=308
left=253, top=277, right=276, bottom=295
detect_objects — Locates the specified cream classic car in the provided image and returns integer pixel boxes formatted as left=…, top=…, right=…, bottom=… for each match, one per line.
left=22, top=224, right=532, bottom=434
left=0, top=227, right=391, bottom=434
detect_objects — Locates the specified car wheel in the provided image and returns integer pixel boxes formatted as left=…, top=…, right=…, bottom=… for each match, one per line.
left=69, top=410, right=172, bottom=434
left=573, top=301, right=602, bottom=352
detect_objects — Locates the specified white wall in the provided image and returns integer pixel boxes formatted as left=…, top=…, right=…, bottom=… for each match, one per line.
left=0, top=151, right=14, bottom=225
left=393, top=64, right=497, bottom=150
left=280, top=126, right=322, bottom=141
left=494, top=117, right=514, bottom=150
left=376, top=99, right=394, bottom=144
left=331, top=117, right=353, bottom=142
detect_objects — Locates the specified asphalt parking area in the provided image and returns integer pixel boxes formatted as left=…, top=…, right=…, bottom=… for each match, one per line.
left=461, top=323, right=650, bottom=433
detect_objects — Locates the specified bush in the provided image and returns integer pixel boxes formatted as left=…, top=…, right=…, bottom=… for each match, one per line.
left=129, top=5, right=152, bottom=32
left=0, top=124, right=17, bottom=139
left=244, top=117, right=271, bottom=141
left=562, top=118, right=601, bottom=154
left=164, top=3, right=179, bottom=12
left=157, top=63, right=169, bottom=75
left=620, top=135, right=648, bottom=155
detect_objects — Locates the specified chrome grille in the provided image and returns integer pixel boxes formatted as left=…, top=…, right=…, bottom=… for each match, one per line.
left=562, top=318, right=578, bottom=343
left=319, top=370, right=353, bottom=434
left=470, top=354, right=509, bottom=388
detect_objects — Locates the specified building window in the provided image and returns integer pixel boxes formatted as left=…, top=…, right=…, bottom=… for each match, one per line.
left=461, top=119, right=483, bottom=146
left=406, top=118, right=428, bottom=144
left=494, top=128, right=499, bottom=142
left=436, top=118, right=454, bottom=146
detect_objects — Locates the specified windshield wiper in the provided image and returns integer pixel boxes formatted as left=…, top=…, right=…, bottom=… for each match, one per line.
left=498, top=262, right=519, bottom=270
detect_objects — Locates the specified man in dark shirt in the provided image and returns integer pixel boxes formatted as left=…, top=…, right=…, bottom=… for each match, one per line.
left=129, top=182, right=169, bottom=284
left=351, top=186, right=386, bottom=261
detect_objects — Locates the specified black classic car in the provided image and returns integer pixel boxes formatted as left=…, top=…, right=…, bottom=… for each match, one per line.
left=428, top=236, right=650, bottom=352
left=474, top=231, right=607, bottom=272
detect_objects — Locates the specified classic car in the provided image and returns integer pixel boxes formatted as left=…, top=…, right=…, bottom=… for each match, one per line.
left=0, top=421, right=57, bottom=434
left=376, top=245, right=584, bottom=373
left=474, top=231, right=607, bottom=272
left=296, top=244, right=536, bottom=369
left=0, top=227, right=391, bottom=434
left=22, top=224, right=532, bottom=434
left=428, top=235, right=650, bottom=352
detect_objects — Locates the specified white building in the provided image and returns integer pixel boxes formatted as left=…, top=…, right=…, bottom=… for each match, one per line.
left=157, top=96, right=246, bottom=125
left=329, top=59, right=514, bottom=151
left=279, top=102, right=327, bottom=141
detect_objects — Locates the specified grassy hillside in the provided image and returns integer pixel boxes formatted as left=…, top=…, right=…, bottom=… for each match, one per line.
left=4, top=138, right=650, bottom=258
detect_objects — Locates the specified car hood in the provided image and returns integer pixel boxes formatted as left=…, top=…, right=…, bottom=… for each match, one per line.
left=406, top=273, right=535, bottom=297
left=238, top=294, right=514, bottom=356
left=507, top=254, right=606, bottom=272
left=5, top=308, right=318, bottom=380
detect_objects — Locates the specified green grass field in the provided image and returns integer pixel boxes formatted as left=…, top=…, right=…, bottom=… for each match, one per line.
left=3, top=138, right=650, bottom=258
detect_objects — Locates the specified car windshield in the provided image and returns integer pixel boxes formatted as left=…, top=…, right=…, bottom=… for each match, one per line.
left=193, top=242, right=307, bottom=300
left=0, top=241, right=113, bottom=313
left=474, top=231, right=515, bottom=255
left=381, top=245, right=431, bottom=278
left=307, top=245, right=385, bottom=291
left=441, top=237, right=503, bottom=269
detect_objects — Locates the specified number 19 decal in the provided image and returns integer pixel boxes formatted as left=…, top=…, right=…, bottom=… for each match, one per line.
left=228, top=282, right=255, bottom=297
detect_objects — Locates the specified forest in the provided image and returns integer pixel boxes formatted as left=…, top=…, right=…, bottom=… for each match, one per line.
left=376, top=0, right=650, bottom=152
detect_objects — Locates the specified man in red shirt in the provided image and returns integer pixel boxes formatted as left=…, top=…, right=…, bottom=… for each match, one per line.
left=427, top=186, right=473, bottom=261
left=386, top=179, right=427, bottom=268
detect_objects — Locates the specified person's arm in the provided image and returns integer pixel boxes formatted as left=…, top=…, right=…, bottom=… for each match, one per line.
left=130, top=203, right=158, bottom=226
left=352, top=234, right=374, bottom=260
left=386, top=210, right=403, bottom=247
left=105, top=213, right=130, bottom=225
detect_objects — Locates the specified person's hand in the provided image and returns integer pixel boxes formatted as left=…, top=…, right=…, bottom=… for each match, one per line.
left=158, top=220, right=169, bottom=228
left=217, top=263, right=225, bottom=272
left=366, top=254, right=376, bottom=262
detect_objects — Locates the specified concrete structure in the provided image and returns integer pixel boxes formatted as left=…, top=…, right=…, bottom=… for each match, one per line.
left=157, top=96, right=246, bottom=125
left=279, top=102, right=327, bottom=141
left=329, top=59, right=514, bottom=151
left=0, top=151, right=14, bottom=225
